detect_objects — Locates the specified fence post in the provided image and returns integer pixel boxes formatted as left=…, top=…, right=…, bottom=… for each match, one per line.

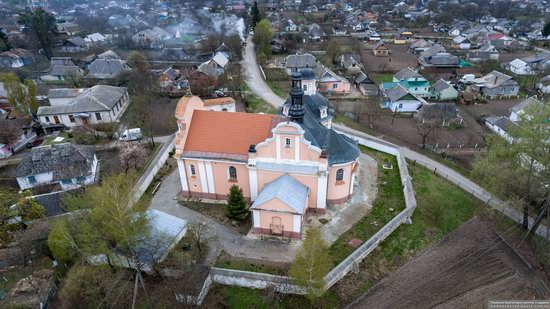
left=433, top=167, right=437, bottom=174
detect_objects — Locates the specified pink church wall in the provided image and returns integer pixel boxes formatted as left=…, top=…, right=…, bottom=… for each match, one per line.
left=326, top=161, right=355, bottom=204
left=210, top=161, right=251, bottom=198
left=182, top=159, right=203, bottom=194
left=256, top=170, right=318, bottom=210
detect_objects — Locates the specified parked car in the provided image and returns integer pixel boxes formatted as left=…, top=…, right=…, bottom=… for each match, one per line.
left=26, top=138, right=44, bottom=148
left=118, top=128, right=142, bottom=141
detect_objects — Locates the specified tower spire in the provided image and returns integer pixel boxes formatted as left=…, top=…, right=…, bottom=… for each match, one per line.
left=288, top=71, right=305, bottom=123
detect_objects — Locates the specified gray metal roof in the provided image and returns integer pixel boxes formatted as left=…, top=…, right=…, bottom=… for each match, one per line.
left=66, top=37, right=87, bottom=47
left=88, top=58, right=129, bottom=78
left=394, top=67, right=421, bottom=81
left=48, top=88, right=84, bottom=99
left=420, top=44, right=445, bottom=59
left=15, top=143, right=95, bottom=180
left=48, top=65, right=81, bottom=76
left=510, top=96, right=542, bottom=113
left=432, top=79, right=452, bottom=92
left=38, top=85, right=127, bottom=115
left=385, top=84, right=413, bottom=102
left=285, top=53, right=318, bottom=69
left=256, top=161, right=319, bottom=174
left=486, top=116, right=517, bottom=132
left=251, top=174, right=309, bottom=214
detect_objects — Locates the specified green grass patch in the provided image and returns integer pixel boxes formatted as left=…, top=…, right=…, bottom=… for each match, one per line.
left=42, top=132, right=73, bottom=146
left=266, top=80, right=290, bottom=98
left=206, top=284, right=341, bottom=309
left=371, top=73, right=393, bottom=84
left=329, top=148, right=404, bottom=265
left=245, top=93, right=278, bottom=114
left=0, top=257, right=52, bottom=293
left=334, top=147, right=482, bottom=297
left=332, top=113, right=378, bottom=135
left=263, top=67, right=288, bottom=81
left=214, top=250, right=289, bottom=275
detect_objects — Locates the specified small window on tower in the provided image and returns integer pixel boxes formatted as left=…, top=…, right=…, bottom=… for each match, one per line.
left=303, top=84, right=308, bottom=91
left=285, top=138, right=291, bottom=148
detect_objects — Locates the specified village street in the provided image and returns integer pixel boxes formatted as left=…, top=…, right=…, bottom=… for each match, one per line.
left=241, top=42, right=550, bottom=239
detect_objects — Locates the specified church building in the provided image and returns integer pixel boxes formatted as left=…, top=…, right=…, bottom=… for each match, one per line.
left=174, top=71, right=360, bottom=239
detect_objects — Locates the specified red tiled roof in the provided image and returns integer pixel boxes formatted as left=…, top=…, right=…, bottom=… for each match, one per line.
left=203, top=97, right=235, bottom=106
left=183, top=110, right=281, bottom=155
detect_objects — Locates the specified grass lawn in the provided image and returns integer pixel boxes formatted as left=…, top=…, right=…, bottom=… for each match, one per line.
left=332, top=147, right=482, bottom=299
left=214, top=250, right=289, bottom=275
left=204, top=284, right=341, bottom=309
left=0, top=257, right=52, bottom=294
left=42, top=132, right=73, bottom=146
left=371, top=73, right=393, bottom=84
left=266, top=80, right=290, bottom=98
left=332, top=113, right=378, bottom=135
left=245, top=93, right=278, bottom=114
left=179, top=199, right=252, bottom=234
left=329, top=147, right=404, bottom=266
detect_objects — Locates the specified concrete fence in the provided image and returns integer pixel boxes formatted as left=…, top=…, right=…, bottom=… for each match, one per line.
left=129, top=135, right=175, bottom=206
left=211, top=135, right=419, bottom=294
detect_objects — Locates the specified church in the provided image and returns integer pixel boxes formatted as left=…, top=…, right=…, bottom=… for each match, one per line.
left=174, top=70, right=360, bottom=239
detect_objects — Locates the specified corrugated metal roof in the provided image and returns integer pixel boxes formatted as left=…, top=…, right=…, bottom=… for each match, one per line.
left=251, top=174, right=309, bottom=214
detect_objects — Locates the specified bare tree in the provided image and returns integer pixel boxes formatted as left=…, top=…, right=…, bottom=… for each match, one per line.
left=415, top=118, right=440, bottom=149
left=0, top=119, right=22, bottom=154
left=186, top=221, right=215, bottom=262
left=363, top=101, right=384, bottom=129
left=119, top=143, right=148, bottom=174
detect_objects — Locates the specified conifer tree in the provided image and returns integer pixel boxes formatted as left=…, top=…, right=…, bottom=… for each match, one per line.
left=250, top=1, right=261, bottom=30
left=226, top=185, right=248, bottom=221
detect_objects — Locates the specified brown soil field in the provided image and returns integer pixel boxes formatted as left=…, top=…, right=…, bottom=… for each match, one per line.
left=348, top=217, right=550, bottom=309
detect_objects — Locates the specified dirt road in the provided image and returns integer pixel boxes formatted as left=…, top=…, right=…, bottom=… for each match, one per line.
left=347, top=218, right=550, bottom=309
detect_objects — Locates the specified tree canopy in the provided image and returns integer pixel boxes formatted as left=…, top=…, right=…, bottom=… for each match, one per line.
left=0, top=72, right=39, bottom=116
left=253, top=19, right=273, bottom=60
left=17, top=8, right=57, bottom=59
left=289, top=227, right=331, bottom=301
left=250, top=1, right=261, bottom=30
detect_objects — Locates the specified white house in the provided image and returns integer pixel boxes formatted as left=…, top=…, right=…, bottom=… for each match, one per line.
left=485, top=116, right=516, bottom=143
left=382, top=84, right=425, bottom=113
left=509, top=96, right=543, bottom=122
left=15, top=143, right=98, bottom=191
left=38, top=85, right=129, bottom=128
left=537, top=75, right=550, bottom=94
left=507, top=58, right=534, bottom=75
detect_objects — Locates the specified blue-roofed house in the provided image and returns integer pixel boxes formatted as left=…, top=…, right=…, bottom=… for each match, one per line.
left=381, top=68, right=431, bottom=97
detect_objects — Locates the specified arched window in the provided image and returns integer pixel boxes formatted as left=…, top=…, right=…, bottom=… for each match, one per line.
left=189, top=164, right=196, bottom=176
left=336, top=168, right=344, bottom=182
left=229, top=166, right=237, bottom=179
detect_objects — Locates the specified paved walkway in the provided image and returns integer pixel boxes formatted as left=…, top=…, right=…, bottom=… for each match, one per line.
left=149, top=169, right=299, bottom=263
left=241, top=36, right=285, bottom=107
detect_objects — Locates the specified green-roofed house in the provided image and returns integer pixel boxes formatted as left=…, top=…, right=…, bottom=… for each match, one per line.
left=381, top=67, right=431, bottom=98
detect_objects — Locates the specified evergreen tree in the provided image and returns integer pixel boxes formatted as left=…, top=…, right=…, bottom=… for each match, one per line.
left=250, top=1, right=261, bottom=30
left=226, top=185, right=248, bottom=221
left=17, top=8, right=57, bottom=59
left=0, top=28, right=10, bottom=52
left=542, top=21, right=550, bottom=37
left=289, top=227, right=331, bottom=301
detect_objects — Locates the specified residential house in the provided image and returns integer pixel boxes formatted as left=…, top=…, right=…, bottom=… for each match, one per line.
left=285, top=53, right=318, bottom=75
left=372, top=40, right=390, bottom=56
left=133, top=27, right=168, bottom=49
left=157, top=66, right=189, bottom=96
left=40, top=57, right=83, bottom=81
left=537, top=75, right=550, bottom=94
left=509, top=96, right=543, bottom=122
left=315, top=66, right=351, bottom=94
left=0, top=49, right=35, bottom=68
left=354, top=71, right=379, bottom=96
left=59, top=37, right=89, bottom=53
left=332, top=26, right=347, bottom=35
left=415, top=103, right=463, bottom=126
left=430, top=79, right=459, bottom=101
left=84, top=32, right=107, bottom=44
left=485, top=116, right=516, bottom=143
left=451, top=36, right=471, bottom=50
left=340, top=54, right=363, bottom=75
left=517, top=53, right=550, bottom=74
left=174, top=73, right=360, bottom=239
left=418, top=44, right=459, bottom=68
left=408, top=39, right=432, bottom=54
left=87, top=58, right=131, bottom=80
left=37, top=85, right=129, bottom=128
left=57, top=22, right=80, bottom=36
left=507, top=58, right=535, bottom=75
left=197, top=52, right=229, bottom=77
left=393, top=37, right=407, bottom=45
left=97, top=50, right=121, bottom=60
left=395, top=28, right=413, bottom=41
left=15, top=143, right=98, bottom=191
left=487, top=33, right=513, bottom=50
left=463, top=24, right=492, bottom=41
left=381, top=84, right=424, bottom=113
left=466, top=44, right=500, bottom=62
left=307, top=24, right=324, bottom=42
left=368, top=30, right=381, bottom=41
left=381, top=67, right=430, bottom=97
left=284, top=19, right=298, bottom=32
left=472, top=70, right=519, bottom=99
